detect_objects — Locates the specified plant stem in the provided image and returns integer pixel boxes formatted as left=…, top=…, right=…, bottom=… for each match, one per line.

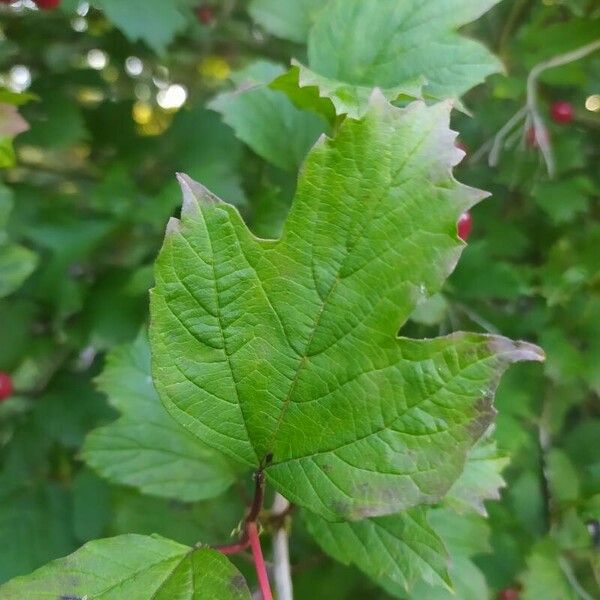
left=248, top=521, right=273, bottom=600
left=271, top=493, right=293, bottom=600
left=212, top=467, right=276, bottom=598
left=213, top=538, right=251, bottom=555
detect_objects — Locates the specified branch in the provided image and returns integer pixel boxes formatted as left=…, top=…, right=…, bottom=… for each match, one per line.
left=558, top=557, right=596, bottom=600
left=271, top=493, right=293, bottom=600
left=472, top=40, right=600, bottom=176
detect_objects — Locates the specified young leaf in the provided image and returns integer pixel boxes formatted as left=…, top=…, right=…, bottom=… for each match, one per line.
left=150, top=95, right=543, bottom=521
left=276, top=0, right=502, bottom=118
left=82, top=332, right=237, bottom=502
left=208, top=61, right=328, bottom=171
left=0, top=534, right=251, bottom=599
left=303, top=507, right=451, bottom=593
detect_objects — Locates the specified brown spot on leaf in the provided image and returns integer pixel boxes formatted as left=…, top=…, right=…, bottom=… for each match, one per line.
left=229, top=573, right=249, bottom=593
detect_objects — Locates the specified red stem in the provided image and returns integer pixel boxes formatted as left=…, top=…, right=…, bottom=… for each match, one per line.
left=213, top=467, right=274, bottom=597
left=247, top=521, right=273, bottom=600
left=213, top=537, right=250, bottom=555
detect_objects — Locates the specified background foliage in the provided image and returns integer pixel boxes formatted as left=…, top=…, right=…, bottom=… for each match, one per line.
left=0, top=0, right=598, bottom=598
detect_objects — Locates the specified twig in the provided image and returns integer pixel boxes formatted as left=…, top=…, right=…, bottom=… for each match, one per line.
left=211, top=469, right=265, bottom=554
left=472, top=40, right=600, bottom=176
left=487, top=106, right=528, bottom=167
left=526, top=39, right=600, bottom=177
left=538, top=398, right=552, bottom=531
left=558, top=557, right=596, bottom=600
left=454, top=302, right=500, bottom=334
left=498, top=0, right=531, bottom=58
left=271, top=493, right=293, bottom=600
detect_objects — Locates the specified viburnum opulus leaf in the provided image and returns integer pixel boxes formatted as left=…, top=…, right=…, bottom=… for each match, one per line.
left=0, top=534, right=251, bottom=599
left=82, top=332, right=237, bottom=502
left=272, top=0, right=502, bottom=119
left=150, top=94, right=543, bottom=521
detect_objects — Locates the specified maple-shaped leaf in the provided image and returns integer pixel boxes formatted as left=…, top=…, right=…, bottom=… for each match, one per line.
left=303, top=507, right=451, bottom=594
left=150, top=95, right=543, bottom=521
left=0, top=534, right=251, bottom=599
left=302, top=432, right=507, bottom=595
left=273, top=0, right=502, bottom=118
left=82, top=332, right=237, bottom=502
left=208, top=61, right=327, bottom=171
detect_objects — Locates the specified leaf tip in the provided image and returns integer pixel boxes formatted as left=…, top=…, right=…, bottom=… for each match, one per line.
left=176, top=172, right=220, bottom=217
left=165, top=217, right=181, bottom=235
left=489, top=337, right=545, bottom=364
left=368, top=87, right=388, bottom=108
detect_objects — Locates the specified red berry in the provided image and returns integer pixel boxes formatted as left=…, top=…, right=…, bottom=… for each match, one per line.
left=196, top=5, right=214, bottom=25
left=457, top=212, right=472, bottom=241
left=34, top=0, right=60, bottom=9
left=550, top=101, right=573, bottom=124
left=0, top=372, right=13, bottom=401
left=498, top=588, right=520, bottom=600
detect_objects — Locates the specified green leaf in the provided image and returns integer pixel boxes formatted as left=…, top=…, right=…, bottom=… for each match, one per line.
left=0, top=183, right=14, bottom=238
left=34, top=374, right=113, bottom=449
left=444, top=430, right=509, bottom=515
left=82, top=332, right=237, bottom=502
left=0, top=534, right=251, bottom=599
left=303, top=507, right=451, bottom=594
left=150, top=96, right=543, bottom=521
left=302, top=431, right=507, bottom=594
left=520, top=540, right=578, bottom=600
left=110, top=487, right=244, bottom=547
left=274, top=60, right=423, bottom=122
left=408, top=555, right=489, bottom=600
left=92, top=0, right=192, bottom=55
left=0, top=243, right=37, bottom=299
left=546, top=449, right=580, bottom=505
left=0, top=137, right=16, bottom=169
left=406, top=509, right=491, bottom=600
left=72, top=469, right=112, bottom=543
left=277, top=0, right=502, bottom=117
left=532, top=177, right=593, bottom=224
left=209, top=61, right=328, bottom=171
left=19, top=93, right=87, bottom=149
left=0, top=484, right=77, bottom=584
left=249, top=0, right=326, bottom=43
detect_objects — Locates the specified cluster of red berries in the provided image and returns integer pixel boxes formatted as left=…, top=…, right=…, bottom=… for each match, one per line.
left=0, top=372, right=13, bottom=402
